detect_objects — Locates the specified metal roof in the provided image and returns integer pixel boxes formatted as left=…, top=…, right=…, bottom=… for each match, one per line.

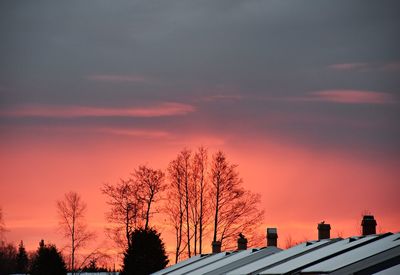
left=152, top=232, right=400, bottom=275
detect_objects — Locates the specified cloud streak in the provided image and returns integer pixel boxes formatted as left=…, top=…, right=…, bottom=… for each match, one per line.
left=309, top=90, right=395, bottom=104
left=328, top=63, right=369, bottom=71
left=329, top=61, right=400, bottom=72
left=202, top=94, right=244, bottom=102
left=1, top=102, right=195, bottom=118
left=87, top=74, right=149, bottom=83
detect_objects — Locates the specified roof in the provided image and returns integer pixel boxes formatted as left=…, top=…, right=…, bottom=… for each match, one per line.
left=152, top=232, right=400, bottom=275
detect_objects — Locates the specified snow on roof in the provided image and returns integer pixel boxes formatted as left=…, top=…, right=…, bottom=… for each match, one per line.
left=153, top=233, right=400, bottom=275
left=190, top=247, right=281, bottom=275
left=165, top=251, right=230, bottom=275
left=259, top=235, right=379, bottom=274
left=226, top=239, right=332, bottom=275
left=187, top=249, right=257, bottom=275
left=151, top=254, right=206, bottom=275
left=302, top=233, right=400, bottom=273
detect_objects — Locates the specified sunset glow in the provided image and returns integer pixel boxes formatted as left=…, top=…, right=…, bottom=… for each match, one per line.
left=1, top=0, right=399, bottom=269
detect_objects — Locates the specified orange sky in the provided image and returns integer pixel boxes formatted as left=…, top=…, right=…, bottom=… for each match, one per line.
left=1, top=124, right=399, bottom=262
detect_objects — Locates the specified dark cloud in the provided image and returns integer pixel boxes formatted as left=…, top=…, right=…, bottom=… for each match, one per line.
left=0, top=0, right=399, bottom=153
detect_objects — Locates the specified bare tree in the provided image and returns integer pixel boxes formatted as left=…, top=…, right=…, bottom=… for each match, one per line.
left=166, top=152, right=187, bottom=263
left=181, top=149, right=192, bottom=258
left=190, top=146, right=209, bottom=254
left=102, top=179, right=142, bottom=250
left=210, top=150, right=264, bottom=249
left=0, top=207, right=6, bottom=241
left=57, top=191, right=94, bottom=274
left=133, top=165, right=166, bottom=230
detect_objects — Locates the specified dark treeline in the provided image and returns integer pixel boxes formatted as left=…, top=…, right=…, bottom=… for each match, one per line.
left=0, top=239, right=114, bottom=275
left=0, top=147, right=265, bottom=274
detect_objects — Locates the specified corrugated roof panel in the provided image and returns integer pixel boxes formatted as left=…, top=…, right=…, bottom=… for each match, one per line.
left=204, top=247, right=281, bottom=275
left=166, top=252, right=230, bottom=275
left=226, top=239, right=332, bottom=275
left=151, top=254, right=207, bottom=275
left=259, top=235, right=379, bottom=274
left=187, top=249, right=256, bottom=275
left=302, top=233, right=400, bottom=273
left=185, top=247, right=280, bottom=275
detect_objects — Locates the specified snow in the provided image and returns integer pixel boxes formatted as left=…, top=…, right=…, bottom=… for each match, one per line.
left=259, top=235, right=378, bottom=274
left=302, top=233, right=400, bottom=273
left=188, top=249, right=256, bottom=275
left=166, top=252, right=230, bottom=275
left=226, top=239, right=332, bottom=275
left=151, top=254, right=205, bottom=275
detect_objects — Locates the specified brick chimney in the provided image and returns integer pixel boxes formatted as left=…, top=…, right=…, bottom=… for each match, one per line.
left=362, top=215, right=377, bottom=235
left=237, top=233, right=247, bottom=250
left=212, top=241, right=221, bottom=253
left=267, top=228, right=278, bottom=247
left=318, top=221, right=331, bottom=240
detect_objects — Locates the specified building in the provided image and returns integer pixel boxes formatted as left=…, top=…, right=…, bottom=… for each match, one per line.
left=152, top=216, right=400, bottom=274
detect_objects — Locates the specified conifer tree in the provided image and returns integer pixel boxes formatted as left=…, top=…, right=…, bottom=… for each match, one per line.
left=30, top=240, right=67, bottom=275
left=121, top=228, right=168, bottom=275
left=16, top=240, right=29, bottom=273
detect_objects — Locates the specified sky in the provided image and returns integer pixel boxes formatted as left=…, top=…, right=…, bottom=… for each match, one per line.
left=1, top=0, right=399, bottom=264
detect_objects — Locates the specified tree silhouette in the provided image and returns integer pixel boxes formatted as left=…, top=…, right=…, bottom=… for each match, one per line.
left=191, top=146, right=209, bottom=255
left=30, top=240, right=67, bottom=275
left=210, top=150, right=264, bottom=249
left=102, top=179, right=142, bottom=250
left=0, top=241, right=17, bottom=274
left=166, top=150, right=189, bottom=263
left=102, top=165, right=165, bottom=251
left=166, top=147, right=264, bottom=260
left=56, top=191, right=94, bottom=274
left=121, top=228, right=168, bottom=275
left=0, top=207, right=6, bottom=241
left=133, top=165, right=166, bottom=230
left=16, top=240, right=29, bottom=273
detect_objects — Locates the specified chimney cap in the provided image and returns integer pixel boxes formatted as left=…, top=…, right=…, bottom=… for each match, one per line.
left=267, top=228, right=277, bottom=234
left=318, top=222, right=331, bottom=229
left=362, top=215, right=377, bottom=224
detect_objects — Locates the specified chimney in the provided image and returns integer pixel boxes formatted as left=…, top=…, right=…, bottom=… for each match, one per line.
left=267, top=228, right=278, bottom=247
left=212, top=241, right=221, bottom=253
left=237, top=233, right=247, bottom=250
left=318, top=221, right=331, bottom=240
left=362, top=215, right=377, bottom=235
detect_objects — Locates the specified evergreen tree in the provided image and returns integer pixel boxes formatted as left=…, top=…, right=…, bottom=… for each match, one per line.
left=30, top=240, right=67, bottom=275
left=16, top=240, right=29, bottom=273
left=0, top=242, right=17, bottom=274
left=121, top=228, right=168, bottom=275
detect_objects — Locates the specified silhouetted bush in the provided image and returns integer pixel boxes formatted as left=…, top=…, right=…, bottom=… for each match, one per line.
left=30, top=240, right=67, bottom=275
left=121, top=228, right=168, bottom=275
left=81, top=258, right=109, bottom=272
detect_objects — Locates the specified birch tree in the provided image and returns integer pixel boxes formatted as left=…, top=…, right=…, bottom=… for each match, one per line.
left=191, top=146, right=208, bottom=254
left=57, top=191, right=94, bottom=274
left=102, top=179, right=142, bottom=250
left=166, top=151, right=188, bottom=263
left=133, top=165, right=166, bottom=230
left=210, top=151, right=264, bottom=249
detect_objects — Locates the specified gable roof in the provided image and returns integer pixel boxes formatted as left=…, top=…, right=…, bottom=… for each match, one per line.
left=153, top=232, right=400, bottom=275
